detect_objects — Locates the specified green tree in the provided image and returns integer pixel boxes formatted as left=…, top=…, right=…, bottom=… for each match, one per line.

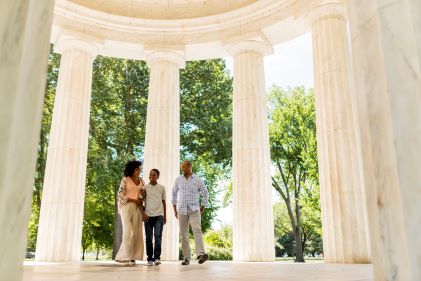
left=273, top=202, right=296, bottom=257
left=203, top=225, right=233, bottom=260
left=222, top=182, right=232, bottom=208
left=269, top=86, right=320, bottom=262
left=89, top=56, right=150, bottom=257
left=81, top=209, right=95, bottom=260
left=273, top=199, right=322, bottom=258
left=86, top=58, right=233, bottom=254
left=300, top=185, right=322, bottom=256
left=180, top=59, right=233, bottom=232
left=27, top=47, right=60, bottom=251
left=29, top=53, right=233, bottom=259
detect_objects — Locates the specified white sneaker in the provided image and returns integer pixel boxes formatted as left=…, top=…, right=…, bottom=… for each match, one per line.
left=154, top=259, right=161, bottom=265
left=146, top=261, right=154, bottom=266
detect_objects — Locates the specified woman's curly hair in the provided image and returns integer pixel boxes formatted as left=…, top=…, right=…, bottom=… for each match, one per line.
left=124, top=160, right=142, bottom=177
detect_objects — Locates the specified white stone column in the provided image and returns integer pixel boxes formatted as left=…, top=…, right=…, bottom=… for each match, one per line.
left=35, top=37, right=98, bottom=262
left=0, top=1, right=54, bottom=280
left=347, top=1, right=421, bottom=280
left=143, top=51, right=184, bottom=261
left=307, top=0, right=370, bottom=263
left=228, top=41, right=275, bottom=261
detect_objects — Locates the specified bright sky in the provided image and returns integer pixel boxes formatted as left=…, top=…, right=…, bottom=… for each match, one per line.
left=213, top=32, right=314, bottom=230
left=224, top=32, right=314, bottom=91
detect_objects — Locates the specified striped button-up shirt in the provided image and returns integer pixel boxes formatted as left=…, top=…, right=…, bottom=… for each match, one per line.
left=171, top=174, right=209, bottom=215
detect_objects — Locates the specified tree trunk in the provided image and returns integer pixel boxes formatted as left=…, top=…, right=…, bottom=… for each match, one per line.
left=294, top=180, right=305, bottom=263
left=282, top=196, right=305, bottom=262
left=273, top=175, right=306, bottom=263
left=293, top=227, right=304, bottom=262
left=112, top=182, right=123, bottom=259
left=82, top=248, right=86, bottom=261
left=302, top=231, right=307, bottom=253
left=96, top=248, right=99, bottom=260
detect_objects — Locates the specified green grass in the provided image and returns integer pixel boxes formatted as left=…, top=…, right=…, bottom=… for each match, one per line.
left=275, top=257, right=324, bottom=263
left=25, top=255, right=324, bottom=263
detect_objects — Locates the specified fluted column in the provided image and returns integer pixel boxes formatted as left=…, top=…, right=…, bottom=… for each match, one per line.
left=0, top=1, right=54, bottom=280
left=307, top=0, right=370, bottom=263
left=143, top=51, right=184, bottom=261
left=228, top=41, right=275, bottom=261
left=35, top=37, right=98, bottom=262
left=347, top=1, right=421, bottom=280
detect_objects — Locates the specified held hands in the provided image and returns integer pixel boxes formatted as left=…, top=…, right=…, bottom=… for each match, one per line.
left=174, top=210, right=178, bottom=219
left=140, top=189, right=146, bottom=199
left=142, top=213, right=149, bottom=222
left=129, top=198, right=142, bottom=206
left=200, top=206, right=205, bottom=214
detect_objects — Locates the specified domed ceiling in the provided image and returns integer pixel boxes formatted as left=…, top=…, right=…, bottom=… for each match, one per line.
left=52, top=0, right=309, bottom=60
left=68, top=0, right=258, bottom=19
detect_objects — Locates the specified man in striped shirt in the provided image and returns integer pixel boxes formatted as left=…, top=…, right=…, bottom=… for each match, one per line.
left=172, top=160, right=209, bottom=265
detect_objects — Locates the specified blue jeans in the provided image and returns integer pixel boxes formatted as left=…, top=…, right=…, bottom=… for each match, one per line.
left=144, top=215, right=164, bottom=261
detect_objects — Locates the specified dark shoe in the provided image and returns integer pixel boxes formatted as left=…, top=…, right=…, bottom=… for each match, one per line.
left=154, top=259, right=161, bottom=266
left=198, top=253, right=209, bottom=264
left=181, top=258, right=190, bottom=265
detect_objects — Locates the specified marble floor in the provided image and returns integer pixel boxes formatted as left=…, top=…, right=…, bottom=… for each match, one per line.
left=23, top=261, right=373, bottom=281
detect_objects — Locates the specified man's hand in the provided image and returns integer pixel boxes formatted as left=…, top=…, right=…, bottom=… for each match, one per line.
left=142, top=213, right=148, bottom=222
left=164, top=216, right=167, bottom=225
left=173, top=205, right=178, bottom=219
left=200, top=206, right=205, bottom=214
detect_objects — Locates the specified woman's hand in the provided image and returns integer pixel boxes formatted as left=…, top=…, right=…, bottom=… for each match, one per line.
left=140, top=189, right=147, bottom=199
left=142, top=213, right=149, bottom=222
left=129, top=198, right=142, bottom=205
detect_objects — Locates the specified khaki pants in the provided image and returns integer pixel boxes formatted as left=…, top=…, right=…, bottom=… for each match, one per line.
left=116, top=202, right=144, bottom=261
left=179, top=208, right=205, bottom=259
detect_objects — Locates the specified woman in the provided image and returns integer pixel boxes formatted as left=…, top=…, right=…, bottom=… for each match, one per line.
left=115, top=160, right=145, bottom=265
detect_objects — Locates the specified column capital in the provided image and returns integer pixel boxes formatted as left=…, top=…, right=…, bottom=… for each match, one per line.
left=54, top=35, right=100, bottom=58
left=305, top=0, right=347, bottom=25
left=225, top=40, right=273, bottom=57
left=146, top=51, right=185, bottom=69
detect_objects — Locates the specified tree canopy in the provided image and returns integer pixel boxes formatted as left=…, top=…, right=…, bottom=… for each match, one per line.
left=269, top=86, right=321, bottom=261
left=27, top=50, right=233, bottom=257
left=27, top=49, right=321, bottom=262
left=180, top=60, right=232, bottom=231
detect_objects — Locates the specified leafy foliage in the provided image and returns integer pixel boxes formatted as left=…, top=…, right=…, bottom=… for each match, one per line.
left=28, top=53, right=233, bottom=257
left=222, top=182, right=232, bottom=208
left=86, top=56, right=150, bottom=257
left=269, top=86, right=322, bottom=261
left=206, top=246, right=232, bottom=260
left=26, top=47, right=60, bottom=252
left=180, top=60, right=233, bottom=232
left=203, top=225, right=233, bottom=260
